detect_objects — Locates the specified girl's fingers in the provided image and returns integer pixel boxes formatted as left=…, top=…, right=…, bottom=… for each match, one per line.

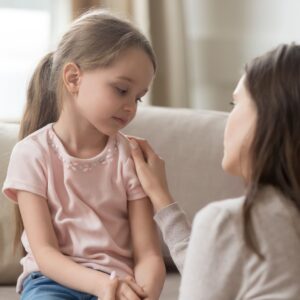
left=121, top=285, right=141, bottom=300
left=123, top=276, right=147, bottom=298
left=103, top=278, right=118, bottom=300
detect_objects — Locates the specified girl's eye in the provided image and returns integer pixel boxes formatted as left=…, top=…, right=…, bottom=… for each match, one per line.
left=136, top=97, right=143, bottom=103
left=229, top=101, right=236, bottom=106
left=116, top=87, right=127, bottom=95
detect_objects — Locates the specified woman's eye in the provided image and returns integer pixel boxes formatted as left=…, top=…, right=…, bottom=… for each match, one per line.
left=136, top=97, right=143, bottom=103
left=229, top=101, right=236, bottom=106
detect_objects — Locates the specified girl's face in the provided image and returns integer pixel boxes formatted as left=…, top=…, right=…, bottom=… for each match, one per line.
left=73, top=47, right=154, bottom=136
left=222, top=75, right=257, bottom=179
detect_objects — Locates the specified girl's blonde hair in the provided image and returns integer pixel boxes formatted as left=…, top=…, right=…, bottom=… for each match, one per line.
left=15, top=9, right=156, bottom=252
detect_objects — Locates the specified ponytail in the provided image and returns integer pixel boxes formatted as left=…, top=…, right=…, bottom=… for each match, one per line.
left=14, top=52, right=59, bottom=253
left=19, top=52, right=58, bottom=139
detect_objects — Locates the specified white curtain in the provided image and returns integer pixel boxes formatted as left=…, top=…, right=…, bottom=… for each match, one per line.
left=183, top=0, right=300, bottom=111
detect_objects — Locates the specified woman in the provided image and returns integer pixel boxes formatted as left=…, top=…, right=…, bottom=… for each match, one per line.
left=128, top=44, right=300, bottom=299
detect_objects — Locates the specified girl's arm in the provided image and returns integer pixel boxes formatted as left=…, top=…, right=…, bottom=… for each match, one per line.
left=18, top=191, right=144, bottom=299
left=129, top=197, right=166, bottom=300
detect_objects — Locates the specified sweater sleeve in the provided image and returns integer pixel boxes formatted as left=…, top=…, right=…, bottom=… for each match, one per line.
left=178, top=204, right=244, bottom=300
left=154, top=203, right=191, bottom=273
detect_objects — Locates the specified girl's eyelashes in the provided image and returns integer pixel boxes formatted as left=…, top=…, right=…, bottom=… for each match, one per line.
left=114, top=85, right=144, bottom=103
left=230, top=100, right=236, bottom=106
left=116, top=87, right=128, bottom=96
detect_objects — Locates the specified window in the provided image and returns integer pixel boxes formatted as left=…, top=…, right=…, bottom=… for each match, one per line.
left=0, top=0, right=71, bottom=121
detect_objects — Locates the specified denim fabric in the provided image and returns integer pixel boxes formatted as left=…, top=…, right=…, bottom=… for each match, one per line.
left=21, top=272, right=98, bottom=300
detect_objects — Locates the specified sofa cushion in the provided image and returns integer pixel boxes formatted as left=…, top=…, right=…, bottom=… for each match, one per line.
left=0, top=286, right=19, bottom=300
left=0, top=123, right=22, bottom=284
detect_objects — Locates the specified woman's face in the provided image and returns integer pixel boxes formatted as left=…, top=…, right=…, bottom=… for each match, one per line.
left=222, top=75, right=257, bottom=179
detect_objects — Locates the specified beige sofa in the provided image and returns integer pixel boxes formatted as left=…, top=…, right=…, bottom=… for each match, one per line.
left=0, top=106, right=243, bottom=300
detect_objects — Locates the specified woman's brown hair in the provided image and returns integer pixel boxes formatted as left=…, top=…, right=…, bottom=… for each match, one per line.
left=14, top=9, right=156, bottom=252
left=243, top=44, right=300, bottom=256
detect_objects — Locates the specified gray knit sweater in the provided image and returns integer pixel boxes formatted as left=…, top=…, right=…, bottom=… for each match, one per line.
left=154, top=186, right=300, bottom=299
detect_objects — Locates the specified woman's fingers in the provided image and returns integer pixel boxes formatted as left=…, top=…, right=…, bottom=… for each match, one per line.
left=129, top=139, right=147, bottom=164
left=127, top=136, right=157, bottom=159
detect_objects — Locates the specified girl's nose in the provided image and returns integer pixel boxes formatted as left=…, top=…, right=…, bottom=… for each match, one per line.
left=123, top=98, right=136, bottom=112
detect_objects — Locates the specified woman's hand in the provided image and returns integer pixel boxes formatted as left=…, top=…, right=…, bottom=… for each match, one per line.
left=128, top=137, right=174, bottom=213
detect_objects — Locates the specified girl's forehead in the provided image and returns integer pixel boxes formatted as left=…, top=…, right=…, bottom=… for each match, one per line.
left=83, top=51, right=154, bottom=89
left=108, top=50, right=154, bottom=81
left=113, top=48, right=154, bottom=69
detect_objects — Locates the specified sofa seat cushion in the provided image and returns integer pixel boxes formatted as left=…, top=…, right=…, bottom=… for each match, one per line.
left=0, top=123, right=22, bottom=285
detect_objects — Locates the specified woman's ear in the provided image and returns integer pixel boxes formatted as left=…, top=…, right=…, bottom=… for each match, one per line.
left=63, top=62, right=81, bottom=95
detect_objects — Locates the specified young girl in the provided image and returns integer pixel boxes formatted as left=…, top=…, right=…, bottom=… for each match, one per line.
left=129, top=43, right=300, bottom=299
left=2, top=10, right=165, bottom=300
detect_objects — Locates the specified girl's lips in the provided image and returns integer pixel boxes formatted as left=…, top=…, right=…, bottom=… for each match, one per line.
left=112, top=116, right=127, bottom=125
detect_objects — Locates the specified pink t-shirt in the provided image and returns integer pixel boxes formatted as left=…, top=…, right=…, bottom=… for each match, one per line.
left=2, top=123, right=146, bottom=293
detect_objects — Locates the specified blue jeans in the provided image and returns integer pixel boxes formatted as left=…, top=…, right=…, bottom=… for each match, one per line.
left=21, top=272, right=98, bottom=300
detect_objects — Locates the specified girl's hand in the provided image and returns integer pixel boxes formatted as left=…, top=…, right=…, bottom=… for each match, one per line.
left=102, top=278, right=118, bottom=300
left=128, top=137, right=174, bottom=213
left=117, top=276, right=147, bottom=300
left=101, top=275, right=146, bottom=300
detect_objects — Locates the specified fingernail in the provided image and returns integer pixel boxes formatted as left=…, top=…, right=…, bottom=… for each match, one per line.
left=110, top=271, right=116, bottom=280
left=129, top=139, right=138, bottom=150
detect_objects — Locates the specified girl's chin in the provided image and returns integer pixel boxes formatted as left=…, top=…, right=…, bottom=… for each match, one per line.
left=96, top=125, right=121, bottom=136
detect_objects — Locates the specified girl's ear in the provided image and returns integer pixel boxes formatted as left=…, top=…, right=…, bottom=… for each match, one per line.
left=63, top=62, right=82, bottom=95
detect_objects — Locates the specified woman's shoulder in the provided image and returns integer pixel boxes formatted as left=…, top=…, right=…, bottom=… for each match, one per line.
left=252, top=185, right=300, bottom=244
left=195, top=185, right=300, bottom=227
left=254, top=185, right=299, bottom=218
left=195, top=186, right=300, bottom=253
left=195, top=196, right=246, bottom=226
left=193, top=196, right=246, bottom=241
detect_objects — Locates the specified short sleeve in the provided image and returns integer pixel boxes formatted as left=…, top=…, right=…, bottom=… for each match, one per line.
left=2, top=140, right=47, bottom=202
left=123, top=157, right=146, bottom=201
left=179, top=204, right=244, bottom=300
